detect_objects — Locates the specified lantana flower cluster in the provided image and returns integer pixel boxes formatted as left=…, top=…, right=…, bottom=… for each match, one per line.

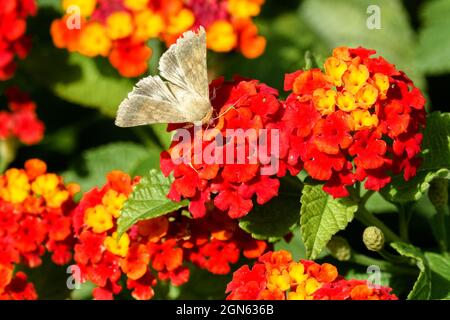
left=161, top=47, right=426, bottom=220
left=226, top=250, right=397, bottom=300
left=50, top=0, right=266, bottom=77
left=0, top=88, right=45, bottom=145
left=0, top=159, right=79, bottom=299
left=72, top=170, right=267, bottom=300
left=161, top=77, right=300, bottom=219
left=0, top=0, right=36, bottom=80
left=282, top=47, right=426, bottom=197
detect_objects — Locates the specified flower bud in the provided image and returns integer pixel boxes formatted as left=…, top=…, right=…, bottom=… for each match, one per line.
left=363, top=226, right=385, bottom=252
left=327, top=236, right=351, bottom=261
left=428, top=178, right=448, bottom=208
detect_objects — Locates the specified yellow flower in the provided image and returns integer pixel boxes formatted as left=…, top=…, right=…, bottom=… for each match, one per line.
left=373, top=73, right=389, bottom=100
left=343, top=64, right=369, bottom=94
left=78, top=22, right=111, bottom=57
left=313, top=88, right=336, bottom=116
left=206, top=21, right=237, bottom=53
left=123, top=0, right=149, bottom=11
left=356, top=83, right=379, bottom=109
left=62, top=0, right=97, bottom=17
left=227, top=0, right=262, bottom=19
left=104, top=232, right=130, bottom=257
left=0, top=169, right=30, bottom=204
left=336, top=91, right=357, bottom=112
left=288, top=278, right=321, bottom=300
left=84, top=205, right=113, bottom=233
left=324, top=57, right=348, bottom=87
left=106, top=11, right=134, bottom=40
left=167, top=9, right=195, bottom=35
left=267, top=269, right=291, bottom=292
left=134, top=9, right=165, bottom=40
left=45, top=190, right=70, bottom=208
left=332, top=46, right=352, bottom=62
left=102, top=189, right=127, bottom=218
left=288, top=262, right=308, bottom=284
left=351, top=109, right=379, bottom=131
left=31, top=173, right=59, bottom=196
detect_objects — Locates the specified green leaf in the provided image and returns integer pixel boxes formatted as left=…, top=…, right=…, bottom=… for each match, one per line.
left=391, top=242, right=432, bottom=300
left=24, top=51, right=134, bottom=117
left=383, top=112, right=450, bottom=202
left=416, top=0, right=450, bottom=75
left=300, top=183, right=358, bottom=259
left=37, top=0, right=62, bottom=10
left=239, top=176, right=302, bottom=242
left=63, top=142, right=159, bottom=193
left=300, top=0, right=424, bottom=88
left=117, top=169, right=188, bottom=236
left=425, top=252, right=450, bottom=299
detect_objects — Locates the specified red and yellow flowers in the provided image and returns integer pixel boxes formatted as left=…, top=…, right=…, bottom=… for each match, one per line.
left=282, top=46, right=426, bottom=197
left=161, top=77, right=300, bottom=219
left=0, top=88, right=45, bottom=145
left=162, top=47, right=426, bottom=220
left=226, top=250, right=397, bottom=300
left=0, top=0, right=37, bottom=80
left=72, top=170, right=267, bottom=300
left=50, top=0, right=266, bottom=77
left=0, top=159, right=78, bottom=299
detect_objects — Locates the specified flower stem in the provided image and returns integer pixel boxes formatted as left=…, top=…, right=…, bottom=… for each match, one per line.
left=398, top=204, right=410, bottom=242
left=350, top=252, right=417, bottom=276
left=436, top=205, right=449, bottom=255
left=356, top=207, right=402, bottom=243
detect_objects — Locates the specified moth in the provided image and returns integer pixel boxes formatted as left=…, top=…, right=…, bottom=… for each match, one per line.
left=115, top=27, right=213, bottom=127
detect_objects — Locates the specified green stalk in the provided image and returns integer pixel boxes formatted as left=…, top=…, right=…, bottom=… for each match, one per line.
left=436, top=205, right=449, bottom=255
left=398, top=204, right=410, bottom=242
left=350, top=252, right=417, bottom=276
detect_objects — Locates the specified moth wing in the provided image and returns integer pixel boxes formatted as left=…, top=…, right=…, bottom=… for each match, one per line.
left=158, top=26, right=209, bottom=99
left=115, top=75, right=188, bottom=127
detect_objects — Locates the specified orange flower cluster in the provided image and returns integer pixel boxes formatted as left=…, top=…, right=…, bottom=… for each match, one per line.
left=283, top=47, right=426, bottom=197
left=0, top=159, right=79, bottom=299
left=72, top=170, right=267, bottom=300
left=50, top=0, right=266, bottom=77
left=226, top=250, right=398, bottom=300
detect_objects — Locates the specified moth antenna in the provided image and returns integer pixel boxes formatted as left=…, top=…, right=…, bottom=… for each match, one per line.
left=212, top=94, right=250, bottom=121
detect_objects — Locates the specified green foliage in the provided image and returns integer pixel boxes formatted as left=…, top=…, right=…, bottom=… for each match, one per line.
left=416, top=0, right=450, bottom=75
left=391, top=242, right=431, bottom=300
left=117, top=169, right=188, bottom=236
left=383, top=112, right=450, bottom=202
left=300, top=183, right=358, bottom=260
left=63, top=142, right=159, bottom=193
left=425, top=252, right=450, bottom=299
left=25, top=51, right=134, bottom=117
left=239, top=176, right=302, bottom=242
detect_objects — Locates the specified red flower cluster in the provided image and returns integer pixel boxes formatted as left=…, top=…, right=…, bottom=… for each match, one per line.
left=282, top=47, right=426, bottom=197
left=226, top=250, right=397, bottom=300
left=161, top=77, right=300, bottom=219
left=0, top=0, right=36, bottom=80
left=161, top=47, right=426, bottom=219
left=0, top=159, right=78, bottom=299
left=72, top=170, right=267, bottom=300
left=50, top=0, right=266, bottom=77
left=0, top=88, right=45, bottom=145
